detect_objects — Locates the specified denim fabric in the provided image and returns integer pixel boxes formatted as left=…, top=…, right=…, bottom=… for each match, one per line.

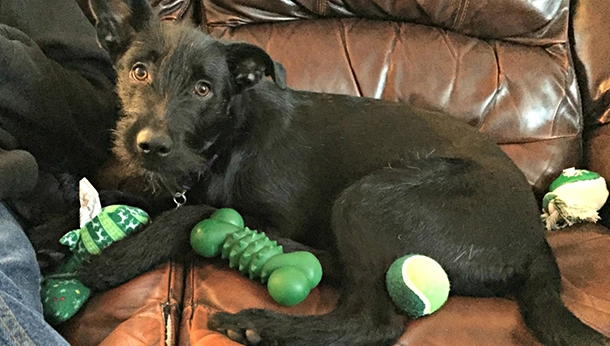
left=0, top=202, right=69, bottom=346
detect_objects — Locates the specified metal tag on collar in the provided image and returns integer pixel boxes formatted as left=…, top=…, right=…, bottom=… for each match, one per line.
left=173, top=190, right=187, bottom=208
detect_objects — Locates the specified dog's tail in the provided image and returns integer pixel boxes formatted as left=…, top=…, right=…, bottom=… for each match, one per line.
left=516, top=250, right=608, bottom=346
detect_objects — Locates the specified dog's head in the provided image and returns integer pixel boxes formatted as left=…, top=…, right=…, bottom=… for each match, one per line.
left=89, top=0, right=286, bottom=194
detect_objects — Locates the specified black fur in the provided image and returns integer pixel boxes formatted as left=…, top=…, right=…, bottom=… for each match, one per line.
left=36, top=0, right=607, bottom=344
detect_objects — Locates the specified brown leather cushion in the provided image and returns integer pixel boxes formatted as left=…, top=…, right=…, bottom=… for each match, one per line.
left=57, top=262, right=184, bottom=346
left=179, top=259, right=339, bottom=346
left=180, top=223, right=610, bottom=346
left=550, top=224, right=610, bottom=334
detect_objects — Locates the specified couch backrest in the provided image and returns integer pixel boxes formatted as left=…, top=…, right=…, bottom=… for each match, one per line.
left=147, top=0, right=584, bottom=196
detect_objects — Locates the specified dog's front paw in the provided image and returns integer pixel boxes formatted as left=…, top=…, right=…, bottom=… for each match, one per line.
left=209, top=310, right=286, bottom=345
left=36, top=249, right=68, bottom=273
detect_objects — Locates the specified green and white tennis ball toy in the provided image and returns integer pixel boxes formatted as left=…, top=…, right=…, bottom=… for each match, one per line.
left=541, top=167, right=609, bottom=231
left=386, top=254, right=450, bottom=318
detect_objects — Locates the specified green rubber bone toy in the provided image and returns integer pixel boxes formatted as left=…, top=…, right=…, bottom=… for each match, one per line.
left=190, top=208, right=322, bottom=306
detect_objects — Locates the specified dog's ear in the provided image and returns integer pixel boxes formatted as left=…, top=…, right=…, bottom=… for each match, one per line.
left=88, top=0, right=155, bottom=61
left=225, top=43, right=287, bottom=91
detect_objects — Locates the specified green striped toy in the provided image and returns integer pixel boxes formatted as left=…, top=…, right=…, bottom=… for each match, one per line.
left=60, top=204, right=150, bottom=269
left=41, top=205, right=149, bottom=325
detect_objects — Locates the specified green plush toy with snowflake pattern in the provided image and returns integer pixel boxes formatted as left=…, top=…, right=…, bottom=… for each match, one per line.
left=40, top=180, right=150, bottom=325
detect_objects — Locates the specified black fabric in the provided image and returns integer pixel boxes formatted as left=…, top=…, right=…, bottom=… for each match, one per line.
left=0, top=0, right=117, bottom=178
left=0, top=149, right=38, bottom=199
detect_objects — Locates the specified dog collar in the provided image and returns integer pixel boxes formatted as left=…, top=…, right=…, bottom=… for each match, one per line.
left=173, top=154, right=218, bottom=207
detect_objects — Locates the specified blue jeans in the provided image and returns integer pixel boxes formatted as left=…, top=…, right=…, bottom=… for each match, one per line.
left=0, top=202, right=69, bottom=345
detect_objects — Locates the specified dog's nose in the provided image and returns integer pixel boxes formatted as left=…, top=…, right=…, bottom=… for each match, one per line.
left=136, top=128, right=173, bottom=157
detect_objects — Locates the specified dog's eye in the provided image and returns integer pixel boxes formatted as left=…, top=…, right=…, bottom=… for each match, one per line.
left=194, top=81, right=211, bottom=97
left=130, top=63, right=149, bottom=82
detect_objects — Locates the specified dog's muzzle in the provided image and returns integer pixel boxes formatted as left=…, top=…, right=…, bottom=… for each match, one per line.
left=136, top=128, right=173, bottom=157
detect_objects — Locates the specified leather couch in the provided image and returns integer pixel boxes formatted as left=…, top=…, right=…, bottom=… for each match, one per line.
left=62, top=0, right=610, bottom=345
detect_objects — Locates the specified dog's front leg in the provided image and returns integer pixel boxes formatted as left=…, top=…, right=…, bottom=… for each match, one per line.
left=26, top=212, right=79, bottom=272
left=77, top=204, right=216, bottom=291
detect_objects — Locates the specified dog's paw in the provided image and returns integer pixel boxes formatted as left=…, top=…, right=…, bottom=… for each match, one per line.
left=209, top=310, right=287, bottom=345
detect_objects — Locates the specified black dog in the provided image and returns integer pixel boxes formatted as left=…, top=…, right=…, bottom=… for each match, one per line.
left=46, top=0, right=606, bottom=345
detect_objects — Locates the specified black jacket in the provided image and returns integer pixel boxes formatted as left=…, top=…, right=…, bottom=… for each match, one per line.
left=0, top=0, right=117, bottom=221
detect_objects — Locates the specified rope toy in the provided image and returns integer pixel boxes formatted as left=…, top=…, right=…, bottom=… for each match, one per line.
left=541, top=167, right=609, bottom=230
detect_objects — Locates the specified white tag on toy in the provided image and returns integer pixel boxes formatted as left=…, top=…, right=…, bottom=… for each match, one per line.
left=78, top=178, right=102, bottom=228
left=541, top=168, right=609, bottom=230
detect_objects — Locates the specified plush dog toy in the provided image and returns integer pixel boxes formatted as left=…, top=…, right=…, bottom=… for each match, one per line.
left=41, top=179, right=150, bottom=325
left=541, top=167, right=609, bottom=231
